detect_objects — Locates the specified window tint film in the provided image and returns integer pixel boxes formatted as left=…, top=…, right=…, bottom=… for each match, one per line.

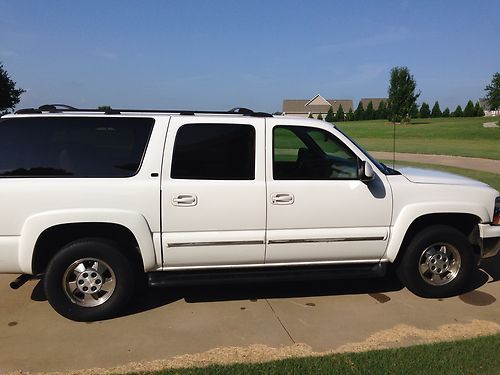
left=0, top=117, right=154, bottom=177
left=171, top=124, right=255, bottom=180
left=273, top=126, right=359, bottom=180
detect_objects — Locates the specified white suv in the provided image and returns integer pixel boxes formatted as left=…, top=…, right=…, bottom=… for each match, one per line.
left=1, top=105, right=499, bottom=321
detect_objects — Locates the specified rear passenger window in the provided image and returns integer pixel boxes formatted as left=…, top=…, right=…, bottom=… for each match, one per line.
left=171, top=124, right=255, bottom=180
left=0, top=117, right=154, bottom=177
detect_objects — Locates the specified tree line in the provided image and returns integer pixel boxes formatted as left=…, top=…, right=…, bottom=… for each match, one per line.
left=312, top=69, right=499, bottom=123
left=314, top=98, right=485, bottom=122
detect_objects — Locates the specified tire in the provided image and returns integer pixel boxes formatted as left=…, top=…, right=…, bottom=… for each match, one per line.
left=397, top=225, right=474, bottom=298
left=44, top=238, right=136, bottom=321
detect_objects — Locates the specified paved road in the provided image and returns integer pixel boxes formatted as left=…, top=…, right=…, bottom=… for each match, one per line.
left=1, top=254, right=499, bottom=374
left=371, top=151, right=500, bottom=174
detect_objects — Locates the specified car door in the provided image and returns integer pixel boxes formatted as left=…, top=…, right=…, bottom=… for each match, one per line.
left=265, top=117, right=392, bottom=264
left=161, top=116, right=266, bottom=268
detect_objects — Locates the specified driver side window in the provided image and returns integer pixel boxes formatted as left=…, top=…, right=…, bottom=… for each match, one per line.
left=273, top=126, right=359, bottom=180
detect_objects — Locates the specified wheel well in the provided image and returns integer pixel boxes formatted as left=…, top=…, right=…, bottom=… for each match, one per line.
left=395, top=213, right=481, bottom=265
left=32, top=223, right=143, bottom=274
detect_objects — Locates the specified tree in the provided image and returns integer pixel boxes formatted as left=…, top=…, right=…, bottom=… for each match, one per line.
left=463, top=100, right=476, bottom=117
left=431, top=101, right=442, bottom=118
left=0, top=62, right=25, bottom=114
left=336, top=104, right=345, bottom=122
left=387, top=66, right=420, bottom=122
left=453, top=105, right=463, bottom=117
left=419, top=102, right=431, bottom=118
left=346, top=107, right=354, bottom=121
left=98, top=105, right=112, bottom=111
left=442, top=107, right=450, bottom=117
left=354, top=101, right=364, bottom=121
left=376, top=101, right=388, bottom=119
left=409, top=102, right=419, bottom=118
left=484, top=72, right=500, bottom=111
left=317, top=113, right=323, bottom=120
left=364, top=101, right=375, bottom=120
left=308, top=113, right=313, bottom=119
left=325, top=106, right=335, bottom=122
left=475, top=101, right=485, bottom=117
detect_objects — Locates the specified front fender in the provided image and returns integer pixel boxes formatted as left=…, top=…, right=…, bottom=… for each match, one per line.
left=384, top=202, right=488, bottom=262
left=18, top=209, right=157, bottom=274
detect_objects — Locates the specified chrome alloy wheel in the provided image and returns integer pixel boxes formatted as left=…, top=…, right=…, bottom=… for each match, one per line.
left=62, top=258, right=116, bottom=307
left=418, top=243, right=461, bottom=286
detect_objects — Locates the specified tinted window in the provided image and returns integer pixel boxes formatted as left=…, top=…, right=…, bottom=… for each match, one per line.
left=0, top=117, right=154, bottom=177
left=273, top=126, right=359, bottom=180
left=171, top=124, right=255, bottom=180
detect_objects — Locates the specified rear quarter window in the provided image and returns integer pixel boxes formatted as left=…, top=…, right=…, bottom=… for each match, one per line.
left=0, top=117, right=154, bottom=177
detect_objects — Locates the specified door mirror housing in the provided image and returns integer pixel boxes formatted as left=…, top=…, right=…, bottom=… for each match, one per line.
left=359, top=161, right=374, bottom=183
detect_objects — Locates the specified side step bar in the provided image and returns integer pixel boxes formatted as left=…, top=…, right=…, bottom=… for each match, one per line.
left=148, top=263, right=387, bottom=288
left=10, top=274, right=37, bottom=290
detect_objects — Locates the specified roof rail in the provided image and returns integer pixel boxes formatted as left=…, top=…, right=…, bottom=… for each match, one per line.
left=13, top=104, right=273, bottom=118
left=15, top=108, right=42, bottom=114
left=38, top=104, right=79, bottom=112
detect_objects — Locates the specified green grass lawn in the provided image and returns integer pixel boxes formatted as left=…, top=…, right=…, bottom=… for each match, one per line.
left=335, top=117, right=500, bottom=160
left=129, top=333, right=500, bottom=374
left=381, top=160, right=500, bottom=191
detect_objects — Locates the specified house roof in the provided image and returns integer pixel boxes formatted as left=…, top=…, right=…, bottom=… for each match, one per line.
left=283, top=95, right=353, bottom=113
left=360, top=98, right=388, bottom=109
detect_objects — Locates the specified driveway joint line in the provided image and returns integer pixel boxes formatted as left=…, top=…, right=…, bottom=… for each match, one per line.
left=265, top=299, right=295, bottom=344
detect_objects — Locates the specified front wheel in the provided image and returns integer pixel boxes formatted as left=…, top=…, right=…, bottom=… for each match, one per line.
left=44, top=239, right=136, bottom=321
left=397, top=225, right=474, bottom=298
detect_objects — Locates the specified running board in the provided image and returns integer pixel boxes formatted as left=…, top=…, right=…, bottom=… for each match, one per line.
left=148, top=263, right=387, bottom=288
left=9, top=274, right=37, bottom=289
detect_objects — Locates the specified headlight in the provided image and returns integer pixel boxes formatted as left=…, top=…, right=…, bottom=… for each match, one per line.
left=494, top=197, right=500, bottom=225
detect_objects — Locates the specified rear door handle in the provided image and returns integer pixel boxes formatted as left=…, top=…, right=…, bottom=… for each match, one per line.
left=271, top=193, right=294, bottom=205
left=172, top=194, right=197, bottom=206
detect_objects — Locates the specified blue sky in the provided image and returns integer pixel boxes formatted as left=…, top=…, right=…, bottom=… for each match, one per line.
left=1, top=0, right=499, bottom=113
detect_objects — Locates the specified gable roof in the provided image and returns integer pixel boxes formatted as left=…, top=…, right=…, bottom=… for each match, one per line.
left=305, top=94, right=330, bottom=106
left=283, top=95, right=353, bottom=113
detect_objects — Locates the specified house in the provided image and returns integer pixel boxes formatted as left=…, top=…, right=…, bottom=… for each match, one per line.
left=282, top=94, right=353, bottom=118
left=360, top=98, right=388, bottom=110
left=479, top=98, right=500, bottom=116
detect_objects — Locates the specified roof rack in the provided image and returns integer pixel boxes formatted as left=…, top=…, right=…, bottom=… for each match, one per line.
left=15, top=104, right=273, bottom=118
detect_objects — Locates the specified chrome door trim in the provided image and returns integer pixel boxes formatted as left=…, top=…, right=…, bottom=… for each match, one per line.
left=267, top=236, right=385, bottom=245
left=168, top=240, right=265, bottom=248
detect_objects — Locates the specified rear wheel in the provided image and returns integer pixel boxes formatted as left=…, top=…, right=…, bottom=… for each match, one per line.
left=44, top=239, right=136, bottom=321
left=397, top=225, right=474, bottom=298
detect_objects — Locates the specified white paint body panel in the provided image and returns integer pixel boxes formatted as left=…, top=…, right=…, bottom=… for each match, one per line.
left=0, top=114, right=168, bottom=273
left=264, top=117, right=392, bottom=263
left=161, top=117, right=267, bottom=267
left=384, top=174, right=498, bottom=262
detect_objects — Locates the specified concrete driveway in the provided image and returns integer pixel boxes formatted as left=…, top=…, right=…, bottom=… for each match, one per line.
left=1, top=254, right=499, bottom=374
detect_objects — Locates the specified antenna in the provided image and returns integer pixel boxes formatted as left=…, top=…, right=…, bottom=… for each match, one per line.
left=393, top=119, right=396, bottom=169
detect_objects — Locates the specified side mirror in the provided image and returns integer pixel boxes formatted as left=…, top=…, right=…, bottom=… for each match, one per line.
left=360, top=161, right=374, bottom=183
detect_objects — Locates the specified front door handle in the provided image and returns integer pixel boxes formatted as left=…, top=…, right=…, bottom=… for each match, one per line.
left=172, top=194, right=197, bottom=206
left=271, top=193, right=294, bottom=205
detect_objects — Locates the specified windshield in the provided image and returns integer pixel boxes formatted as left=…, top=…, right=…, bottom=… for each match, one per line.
left=335, top=127, right=399, bottom=175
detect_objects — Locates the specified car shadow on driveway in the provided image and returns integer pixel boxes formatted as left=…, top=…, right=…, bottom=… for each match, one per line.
left=117, top=273, right=405, bottom=318
left=29, top=254, right=498, bottom=320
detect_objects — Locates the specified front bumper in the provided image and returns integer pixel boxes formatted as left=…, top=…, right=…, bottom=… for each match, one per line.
left=478, top=223, right=500, bottom=259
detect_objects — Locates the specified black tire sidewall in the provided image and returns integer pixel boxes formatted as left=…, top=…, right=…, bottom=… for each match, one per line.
left=44, top=239, right=135, bottom=321
left=397, top=225, right=474, bottom=298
